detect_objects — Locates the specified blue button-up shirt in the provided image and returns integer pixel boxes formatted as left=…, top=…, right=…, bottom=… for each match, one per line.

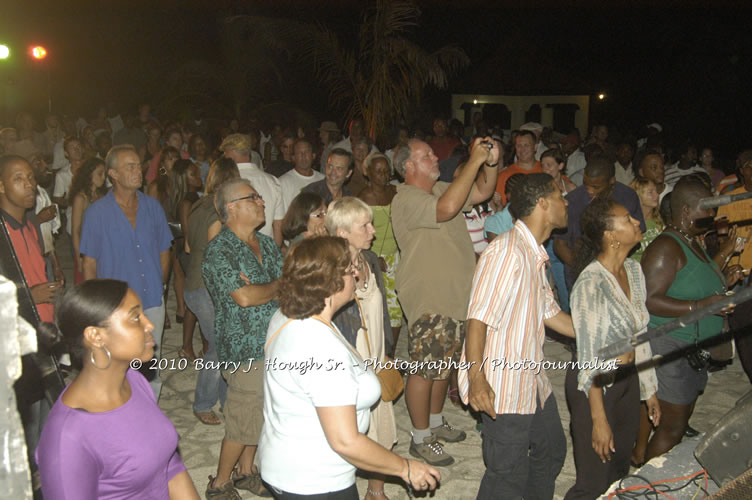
left=80, top=190, right=172, bottom=309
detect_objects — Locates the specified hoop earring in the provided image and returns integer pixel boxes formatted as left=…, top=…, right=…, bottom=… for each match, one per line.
left=609, top=239, right=621, bottom=249
left=90, top=345, right=112, bottom=370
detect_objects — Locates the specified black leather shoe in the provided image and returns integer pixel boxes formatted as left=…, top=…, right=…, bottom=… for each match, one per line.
left=685, top=425, right=700, bottom=437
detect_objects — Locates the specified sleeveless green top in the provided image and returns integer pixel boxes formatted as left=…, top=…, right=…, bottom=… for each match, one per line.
left=371, top=205, right=398, bottom=256
left=648, top=232, right=725, bottom=343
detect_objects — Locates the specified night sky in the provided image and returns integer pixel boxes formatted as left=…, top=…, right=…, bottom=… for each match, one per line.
left=3, top=1, right=751, bottom=162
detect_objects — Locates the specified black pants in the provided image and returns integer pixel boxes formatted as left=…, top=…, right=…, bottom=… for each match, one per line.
left=564, top=366, right=640, bottom=500
left=266, top=483, right=358, bottom=500
left=477, top=393, right=567, bottom=500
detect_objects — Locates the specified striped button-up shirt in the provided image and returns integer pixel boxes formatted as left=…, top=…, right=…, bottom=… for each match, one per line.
left=458, top=220, right=561, bottom=415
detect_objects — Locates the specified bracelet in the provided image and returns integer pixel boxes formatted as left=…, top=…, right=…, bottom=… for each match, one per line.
left=484, top=162, right=499, bottom=168
left=366, top=489, right=385, bottom=496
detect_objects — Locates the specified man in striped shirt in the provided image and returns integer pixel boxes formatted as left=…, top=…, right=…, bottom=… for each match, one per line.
left=459, top=173, right=575, bottom=500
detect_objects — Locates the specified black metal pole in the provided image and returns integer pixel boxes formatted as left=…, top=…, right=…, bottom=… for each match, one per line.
left=598, top=285, right=752, bottom=359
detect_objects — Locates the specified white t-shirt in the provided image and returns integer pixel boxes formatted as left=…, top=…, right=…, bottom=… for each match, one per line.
left=279, top=168, right=325, bottom=213
left=36, top=185, right=61, bottom=254
left=258, top=311, right=381, bottom=495
left=566, top=149, right=587, bottom=187
left=236, top=162, right=285, bottom=239
left=52, top=165, right=74, bottom=234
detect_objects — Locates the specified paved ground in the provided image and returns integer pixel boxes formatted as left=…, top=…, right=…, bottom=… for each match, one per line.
left=55, top=233, right=751, bottom=499
left=156, top=305, right=750, bottom=499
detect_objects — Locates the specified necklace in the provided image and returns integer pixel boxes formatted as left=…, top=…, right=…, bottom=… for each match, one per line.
left=356, top=253, right=369, bottom=291
left=667, top=223, right=694, bottom=243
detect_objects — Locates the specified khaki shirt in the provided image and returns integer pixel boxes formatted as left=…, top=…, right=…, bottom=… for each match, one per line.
left=391, top=181, right=475, bottom=327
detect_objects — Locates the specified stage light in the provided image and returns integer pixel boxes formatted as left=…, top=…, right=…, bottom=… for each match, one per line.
left=598, top=93, right=606, bottom=100
left=473, top=99, right=478, bottom=105
left=0, top=44, right=9, bottom=60
left=31, top=46, right=47, bottom=60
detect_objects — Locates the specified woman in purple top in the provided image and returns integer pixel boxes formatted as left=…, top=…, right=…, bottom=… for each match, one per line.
left=35, top=279, right=199, bottom=499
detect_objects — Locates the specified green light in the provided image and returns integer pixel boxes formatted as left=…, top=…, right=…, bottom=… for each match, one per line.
left=0, top=45, right=10, bottom=60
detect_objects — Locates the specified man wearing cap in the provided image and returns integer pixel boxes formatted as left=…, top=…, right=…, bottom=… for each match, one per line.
left=318, top=121, right=341, bottom=172
left=561, top=132, right=587, bottom=186
left=519, top=122, right=546, bottom=160
left=220, top=133, right=284, bottom=248
left=637, top=123, right=663, bottom=150
left=495, top=130, right=542, bottom=206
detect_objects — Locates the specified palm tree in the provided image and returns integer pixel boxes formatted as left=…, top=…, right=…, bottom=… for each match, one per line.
left=231, top=0, right=469, bottom=144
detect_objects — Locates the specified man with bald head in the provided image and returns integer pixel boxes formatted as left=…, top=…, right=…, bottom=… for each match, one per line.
left=554, top=157, right=645, bottom=292
left=391, top=136, right=499, bottom=465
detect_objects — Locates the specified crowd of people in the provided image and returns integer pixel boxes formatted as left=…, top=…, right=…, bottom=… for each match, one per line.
left=1, top=105, right=751, bottom=500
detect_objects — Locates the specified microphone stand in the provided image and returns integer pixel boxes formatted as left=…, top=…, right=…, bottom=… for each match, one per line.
left=598, top=285, right=752, bottom=359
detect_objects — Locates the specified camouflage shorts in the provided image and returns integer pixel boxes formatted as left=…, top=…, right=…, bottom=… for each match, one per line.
left=408, top=314, right=465, bottom=380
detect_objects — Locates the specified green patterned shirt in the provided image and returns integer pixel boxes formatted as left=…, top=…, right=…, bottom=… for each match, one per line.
left=202, top=227, right=282, bottom=363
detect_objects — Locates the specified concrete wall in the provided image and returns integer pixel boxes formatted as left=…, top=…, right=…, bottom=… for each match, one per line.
left=451, top=94, right=590, bottom=134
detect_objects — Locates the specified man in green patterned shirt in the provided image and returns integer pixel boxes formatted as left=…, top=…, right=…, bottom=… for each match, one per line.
left=203, top=178, right=283, bottom=499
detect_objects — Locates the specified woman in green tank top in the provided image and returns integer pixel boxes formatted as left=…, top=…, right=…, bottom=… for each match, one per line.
left=636, top=177, right=744, bottom=464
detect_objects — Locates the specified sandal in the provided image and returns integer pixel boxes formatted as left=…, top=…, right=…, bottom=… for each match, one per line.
left=206, top=476, right=241, bottom=500
left=194, top=410, right=221, bottom=425
left=232, top=467, right=272, bottom=497
left=178, top=348, right=197, bottom=362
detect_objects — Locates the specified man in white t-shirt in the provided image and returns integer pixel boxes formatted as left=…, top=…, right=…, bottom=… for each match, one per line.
left=279, top=138, right=324, bottom=213
left=220, top=133, right=285, bottom=247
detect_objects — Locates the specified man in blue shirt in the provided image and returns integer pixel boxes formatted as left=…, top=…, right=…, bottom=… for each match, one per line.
left=80, top=144, right=172, bottom=399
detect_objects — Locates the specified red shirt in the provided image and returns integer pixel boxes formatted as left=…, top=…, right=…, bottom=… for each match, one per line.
left=2, top=210, right=53, bottom=322
left=428, top=136, right=461, bottom=162
left=495, top=162, right=543, bottom=206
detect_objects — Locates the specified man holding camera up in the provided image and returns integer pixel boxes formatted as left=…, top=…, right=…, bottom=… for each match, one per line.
left=391, top=137, right=498, bottom=466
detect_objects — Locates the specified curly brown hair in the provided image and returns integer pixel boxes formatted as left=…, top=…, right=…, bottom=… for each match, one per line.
left=279, top=236, right=351, bottom=319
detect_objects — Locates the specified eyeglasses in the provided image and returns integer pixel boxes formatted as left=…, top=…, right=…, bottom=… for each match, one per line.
left=230, top=193, right=263, bottom=203
left=310, top=211, right=327, bottom=218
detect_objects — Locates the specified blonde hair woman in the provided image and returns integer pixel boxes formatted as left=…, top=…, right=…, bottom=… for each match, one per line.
left=326, top=197, right=399, bottom=499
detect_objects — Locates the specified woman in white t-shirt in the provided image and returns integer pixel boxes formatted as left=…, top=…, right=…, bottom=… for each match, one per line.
left=258, top=236, right=439, bottom=499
